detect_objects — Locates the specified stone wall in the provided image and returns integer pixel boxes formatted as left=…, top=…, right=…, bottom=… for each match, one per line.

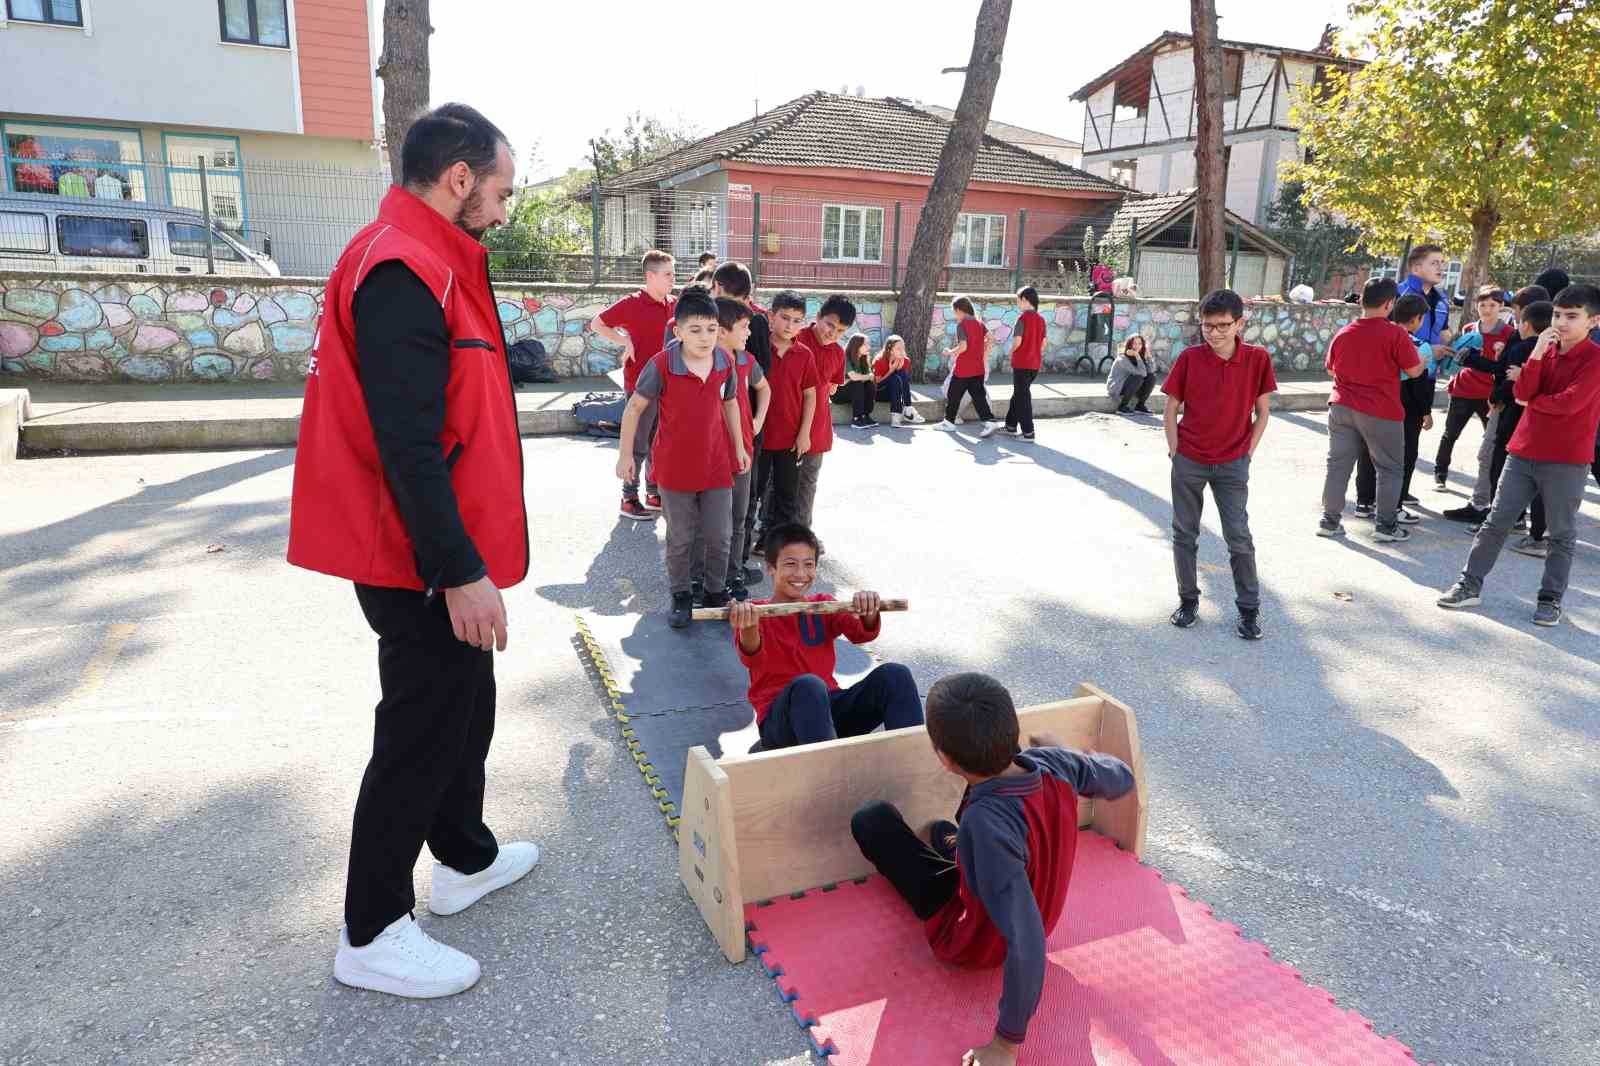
left=0, top=272, right=1358, bottom=383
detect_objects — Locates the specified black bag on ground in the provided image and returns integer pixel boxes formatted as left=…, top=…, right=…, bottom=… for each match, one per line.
left=572, top=391, right=627, bottom=437
left=507, top=339, right=559, bottom=385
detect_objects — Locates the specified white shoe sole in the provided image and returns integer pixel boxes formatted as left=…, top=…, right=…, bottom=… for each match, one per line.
left=1436, top=593, right=1482, bottom=609
left=333, top=949, right=480, bottom=998
left=429, top=843, right=539, bottom=916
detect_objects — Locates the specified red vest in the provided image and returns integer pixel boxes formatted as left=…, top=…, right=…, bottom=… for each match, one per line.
left=1450, top=321, right=1515, bottom=400
left=287, top=187, right=528, bottom=591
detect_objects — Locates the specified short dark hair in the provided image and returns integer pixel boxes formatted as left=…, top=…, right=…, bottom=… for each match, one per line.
left=1475, top=284, right=1505, bottom=304
left=1016, top=286, right=1039, bottom=308
left=1362, top=276, right=1399, bottom=309
left=925, top=673, right=1020, bottom=777
left=675, top=286, right=717, bottom=323
left=1553, top=283, right=1600, bottom=316
left=1510, top=285, right=1549, bottom=310
left=400, top=103, right=508, bottom=189
left=711, top=261, right=752, bottom=298
left=1534, top=268, right=1571, bottom=298
left=1198, top=288, right=1245, bottom=320
left=771, top=290, right=806, bottom=315
left=692, top=267, right=715, bottom=285
left=1522, top=300, right=1554, bottom=333
left=763, top=522, right=821, bottom=562
left=1391, top=293, right=1430, bottom=325
left=951, top=296, right=976, bottom=317
left=715, top=296, right=752, bottom=330
left=1407, top=243, right=1445, bottom=266
left=818, top=295, right=857, bottom=326
left=698, top=251, right=717, bottom=267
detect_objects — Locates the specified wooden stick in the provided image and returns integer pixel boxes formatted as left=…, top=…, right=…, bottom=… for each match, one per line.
left=690, top=598, right=909, bottom=622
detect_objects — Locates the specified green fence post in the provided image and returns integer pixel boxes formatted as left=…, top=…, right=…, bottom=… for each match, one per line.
left=750, top=192, right=762, bottom=288
left=1013, top=209, right=1027, bottom=292
left=1228, top=223, right=1241, bottom=288
left=590, top=180, right=602, bottom=286
left=890, top=201, right=902, bottom=292
left=198, top=156, right=216, bottom=275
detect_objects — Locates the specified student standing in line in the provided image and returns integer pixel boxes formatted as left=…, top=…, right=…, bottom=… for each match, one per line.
left=1352, top=293, right=1435, bottom=519
left=1440, top=285, right=1516, bottom=520
left=872, top=334, right=921, bottom=427
left=794, top=295, right=856, bottom=527
left=1005, top=287, right=1046, bottom=439
left=590, top=249, right=676, bottom=521
left=1488, top=296, right=1552, bottom=555
left=1438, top=285, right=1600, bottom=627
left=709, top=261, right=772, bottom=585
left=754, top=292, right=819, bottom=539
left=938, top=296, right=997, bottom=436
left=1162, top=289, right=1278, bottom=640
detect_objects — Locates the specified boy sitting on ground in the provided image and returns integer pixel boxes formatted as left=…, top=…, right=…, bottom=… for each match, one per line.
left=851, top=673, right=1135, bottom=1066
left=728, top=523, right=922, bottom=751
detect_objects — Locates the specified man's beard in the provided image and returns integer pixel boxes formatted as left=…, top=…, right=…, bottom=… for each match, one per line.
left=454, top=187, right=491, bottom=241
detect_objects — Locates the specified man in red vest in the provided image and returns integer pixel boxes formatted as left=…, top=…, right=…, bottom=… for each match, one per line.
left=288, top=104, right=538, bottom=999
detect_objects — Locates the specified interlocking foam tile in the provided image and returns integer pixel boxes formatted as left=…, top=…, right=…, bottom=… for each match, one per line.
left=745, top=833, right=1421, bottom=1066
left=622, top=701, right=760, bottom=819
left=575, top=609, right=877, bottom=717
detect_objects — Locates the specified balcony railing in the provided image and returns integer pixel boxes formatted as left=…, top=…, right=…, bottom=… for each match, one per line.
left=1083, top=65, right=1296, bottom=154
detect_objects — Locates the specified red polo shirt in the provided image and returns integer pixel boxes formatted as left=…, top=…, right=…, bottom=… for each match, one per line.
left=762, top=338, right=819, bottom=452
left=1451, top=321, right=1515, bottom=401
left=735, top=594, right=881, bottom=724
left=954, top=317, right=987, bottom=377
left=632, top=342, right=735, bottom=492
left=1011, top=309, right=1045, bottom=371
left=873, top=350, right=908, bottom=379
left=600, top=289, right=675, bottom=392
left=1509, top=337, right=1600, bottom=464
left=801, top=325, right=846, bottom=455
left=1326, top=316, right=1420, bottom=422
left=729, top=347, right=765, bottom=474
left=1161, top=341, right=1278, bottom=464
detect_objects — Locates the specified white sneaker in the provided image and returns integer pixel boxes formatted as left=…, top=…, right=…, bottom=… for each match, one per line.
left=934, top=420, right=958, bottom=431
left=430, top=841, right=540, bottom=916
left=333, top=914, right=480, bottom=998
left=902, top=407, right=926, bottom=424
left=891, top=412, right=904, bottom=426
left=978, top=422, right=996, bottom=438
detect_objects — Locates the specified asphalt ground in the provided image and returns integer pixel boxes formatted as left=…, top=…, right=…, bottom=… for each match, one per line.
left=2, top=407, right=1597, bottom=1065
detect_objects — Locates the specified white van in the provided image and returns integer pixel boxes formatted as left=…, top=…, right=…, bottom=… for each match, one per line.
left=0, top=192, right=281, bottom=277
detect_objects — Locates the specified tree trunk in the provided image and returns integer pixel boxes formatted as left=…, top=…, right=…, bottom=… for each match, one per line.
left=897, top=0, right=1013, bottom=380
left=1461, top=202, right=1500, bottom=303
left=377, top=0, right=432, bottom=185
left=1190, top=0, right=1227, bottom=296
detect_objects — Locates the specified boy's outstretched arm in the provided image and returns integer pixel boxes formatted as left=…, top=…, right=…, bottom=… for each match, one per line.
left=1024, top=744, right=1135, bottom=801
left=958, top=809, right=1045, bottom=1057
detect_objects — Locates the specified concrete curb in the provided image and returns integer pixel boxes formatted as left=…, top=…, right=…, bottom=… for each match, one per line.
left=1, top=389, right=32, bottom=465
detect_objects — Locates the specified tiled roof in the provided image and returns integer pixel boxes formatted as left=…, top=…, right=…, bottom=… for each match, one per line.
left=601, top=92, right=1124, bottom=195
left=1070, top=30, right=1364, bottom=100
left=1104, top=190, right=1292, bottom=257
left=911, top=104, right=1082, bottom=152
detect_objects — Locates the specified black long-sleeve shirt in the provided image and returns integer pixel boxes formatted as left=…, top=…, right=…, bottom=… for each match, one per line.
left=354, top=260, right=486, bottom=592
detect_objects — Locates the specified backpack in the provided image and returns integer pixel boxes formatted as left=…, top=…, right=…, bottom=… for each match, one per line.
left=507, top=339, right=558, bottom=385
left=571, top=390, right=627, bottom=437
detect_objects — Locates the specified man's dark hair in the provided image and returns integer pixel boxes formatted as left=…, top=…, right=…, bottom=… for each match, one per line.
left=1362, top=276, right=1399, bottom=309
left=1016, top=286, right=1039, bottom=308
left=698, top=252, right=717, bottom=267
left=1407, top=242, right=1445, bottom=267
left=400, top=103, right=508, bottom=189
left=693, top=267, right=715, bottom=285
left=763, top=523, right=821, bottom=562
left=771, top=290, right=806, bottom=315
left=712, top=261, right=753, bottom=298
left=675, top=286, right=717, bottom=323
left=1197, top=288, right=1245, bottom=320
left=1522, top=300, right=1554, bottom=333
left=1391, top=293, right=1430, bottom=324
left=715, top=296, right=752, bottom=330
left=818, top=294, right=857, bottom=326
left=1474, top=284, right=1506, bottom=304
left=1553, top=283, right=1600, bottom=316
left=1511, top=285, right=1550, bottom=310
left=1534, top=268, right=1570, bottom=298
left=925, top=673, right=1020, bottom=777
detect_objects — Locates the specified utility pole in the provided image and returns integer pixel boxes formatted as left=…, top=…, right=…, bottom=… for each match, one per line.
left=1190, top=0, right=1227, bottom=295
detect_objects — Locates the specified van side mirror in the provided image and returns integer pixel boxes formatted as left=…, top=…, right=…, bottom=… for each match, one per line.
left=262, top=234, right=273, bottom=258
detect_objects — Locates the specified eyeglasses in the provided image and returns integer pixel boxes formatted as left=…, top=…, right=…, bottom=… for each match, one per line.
left=1200, top=321, right=1237, bottom=333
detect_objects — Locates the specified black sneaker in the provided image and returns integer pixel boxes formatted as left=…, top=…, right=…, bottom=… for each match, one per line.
left=1021, top=432, right=1035, bottom=441
left=1512, top=516, right=1528, bottom=533
left=1395, top=507, right=1421, bottom=525
left=726, top=579, right=749, bottom=602
left=1235, top=611, right=1263, bottom=641
left=1170, top=601, right=1199, bottom=628
left=1434, top=475, right=1449, bottom=491
left=1533, top=599, right=1562, bottom=627
left=1353, top=503, right=1375, bottom=520
left=702, top=590, right=730, bottom=610
left=860, top=416, right=878, bottom=427
left=1443, top=505, right=1489, bottom=523
left=1134, top=403, right=1152, bottom=414
left=1436, top=583, right=1482, bottom=609
left=668, top=591, right=693, bottom=629
left=1317, top=516, right=1346, bottom=538
left=742, top=564, right=764, bottom=586
left=1373, top=524, right=1411, bottom=542
left=690, top=580, right=705, bottom=608
left=1400, top=494, right=1420, bottom=505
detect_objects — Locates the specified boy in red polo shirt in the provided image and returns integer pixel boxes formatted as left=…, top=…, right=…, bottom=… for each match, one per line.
left=615, top=288, right=748, bottom=628
left=728, top=523, right=922, bottom=751
left=591, top=249, right=676, bottom=521
left=851, top=673, right=1135, bottom=1066
left=1441, top=285, right=1516, bottom=520
left=1162, top=289, right=1278, bottom=640
left=939, top=296, right=998, bottom=436
left=753, top=292, right=820, bottom=541
left=1439, top=284, right=1600, bottom=627
left=1318, top=277, right=1427, bottom=542
left=795, top=295, right=856, bottom=527
left=1004, top=286, right=1046, bottom=440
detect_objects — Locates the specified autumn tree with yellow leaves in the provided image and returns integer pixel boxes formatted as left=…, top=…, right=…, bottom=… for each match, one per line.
left=1290, top=0, right=1600, bottom=296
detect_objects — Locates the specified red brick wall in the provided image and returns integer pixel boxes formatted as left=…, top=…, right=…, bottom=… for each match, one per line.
left=295, top=0, right=375, bottom=141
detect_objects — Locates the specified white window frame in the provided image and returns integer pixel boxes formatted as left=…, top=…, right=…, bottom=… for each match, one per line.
left=1375, top=256, right=1467, bottom=300
left=949, top=212, right=1007, bottom=268
left=821, top=203, right=884, bottom=263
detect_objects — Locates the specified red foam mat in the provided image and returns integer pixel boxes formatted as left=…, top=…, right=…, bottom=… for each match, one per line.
left=745, top=833, right=1420, bottom=1065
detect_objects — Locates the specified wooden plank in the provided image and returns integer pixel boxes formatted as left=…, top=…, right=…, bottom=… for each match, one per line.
left=678, top=747, right=747, bottom=962
left=691, top=598, right=908, bottom=622
left=1076, top=682, right=1148, bottom=857
left=719, top=696, right=1106, bottom=902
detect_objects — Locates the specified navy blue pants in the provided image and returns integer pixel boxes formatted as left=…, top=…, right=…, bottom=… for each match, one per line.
left=876, top=369, right=912, bottom=411
left=758, top=663, right=923, bottom=750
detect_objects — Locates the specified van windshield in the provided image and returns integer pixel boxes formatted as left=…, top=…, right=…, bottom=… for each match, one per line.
left=168, top=222, right=245, bottom=262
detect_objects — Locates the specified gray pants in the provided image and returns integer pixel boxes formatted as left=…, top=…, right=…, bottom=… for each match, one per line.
left=1460, top=455, right=1587, bottom=603
left=796, top=452, right=824, bottom=528
left=1471, top=407, right=1501, bottom=510
left=662, top=487, right=732, bottom=596
left=1323, top=405, right=1405, bottom=527
left=622, top=392, right=658, bottom=499
left=691, top=469, right=751, bottom=587
left=1171, top=453, right=1259, bottom=612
